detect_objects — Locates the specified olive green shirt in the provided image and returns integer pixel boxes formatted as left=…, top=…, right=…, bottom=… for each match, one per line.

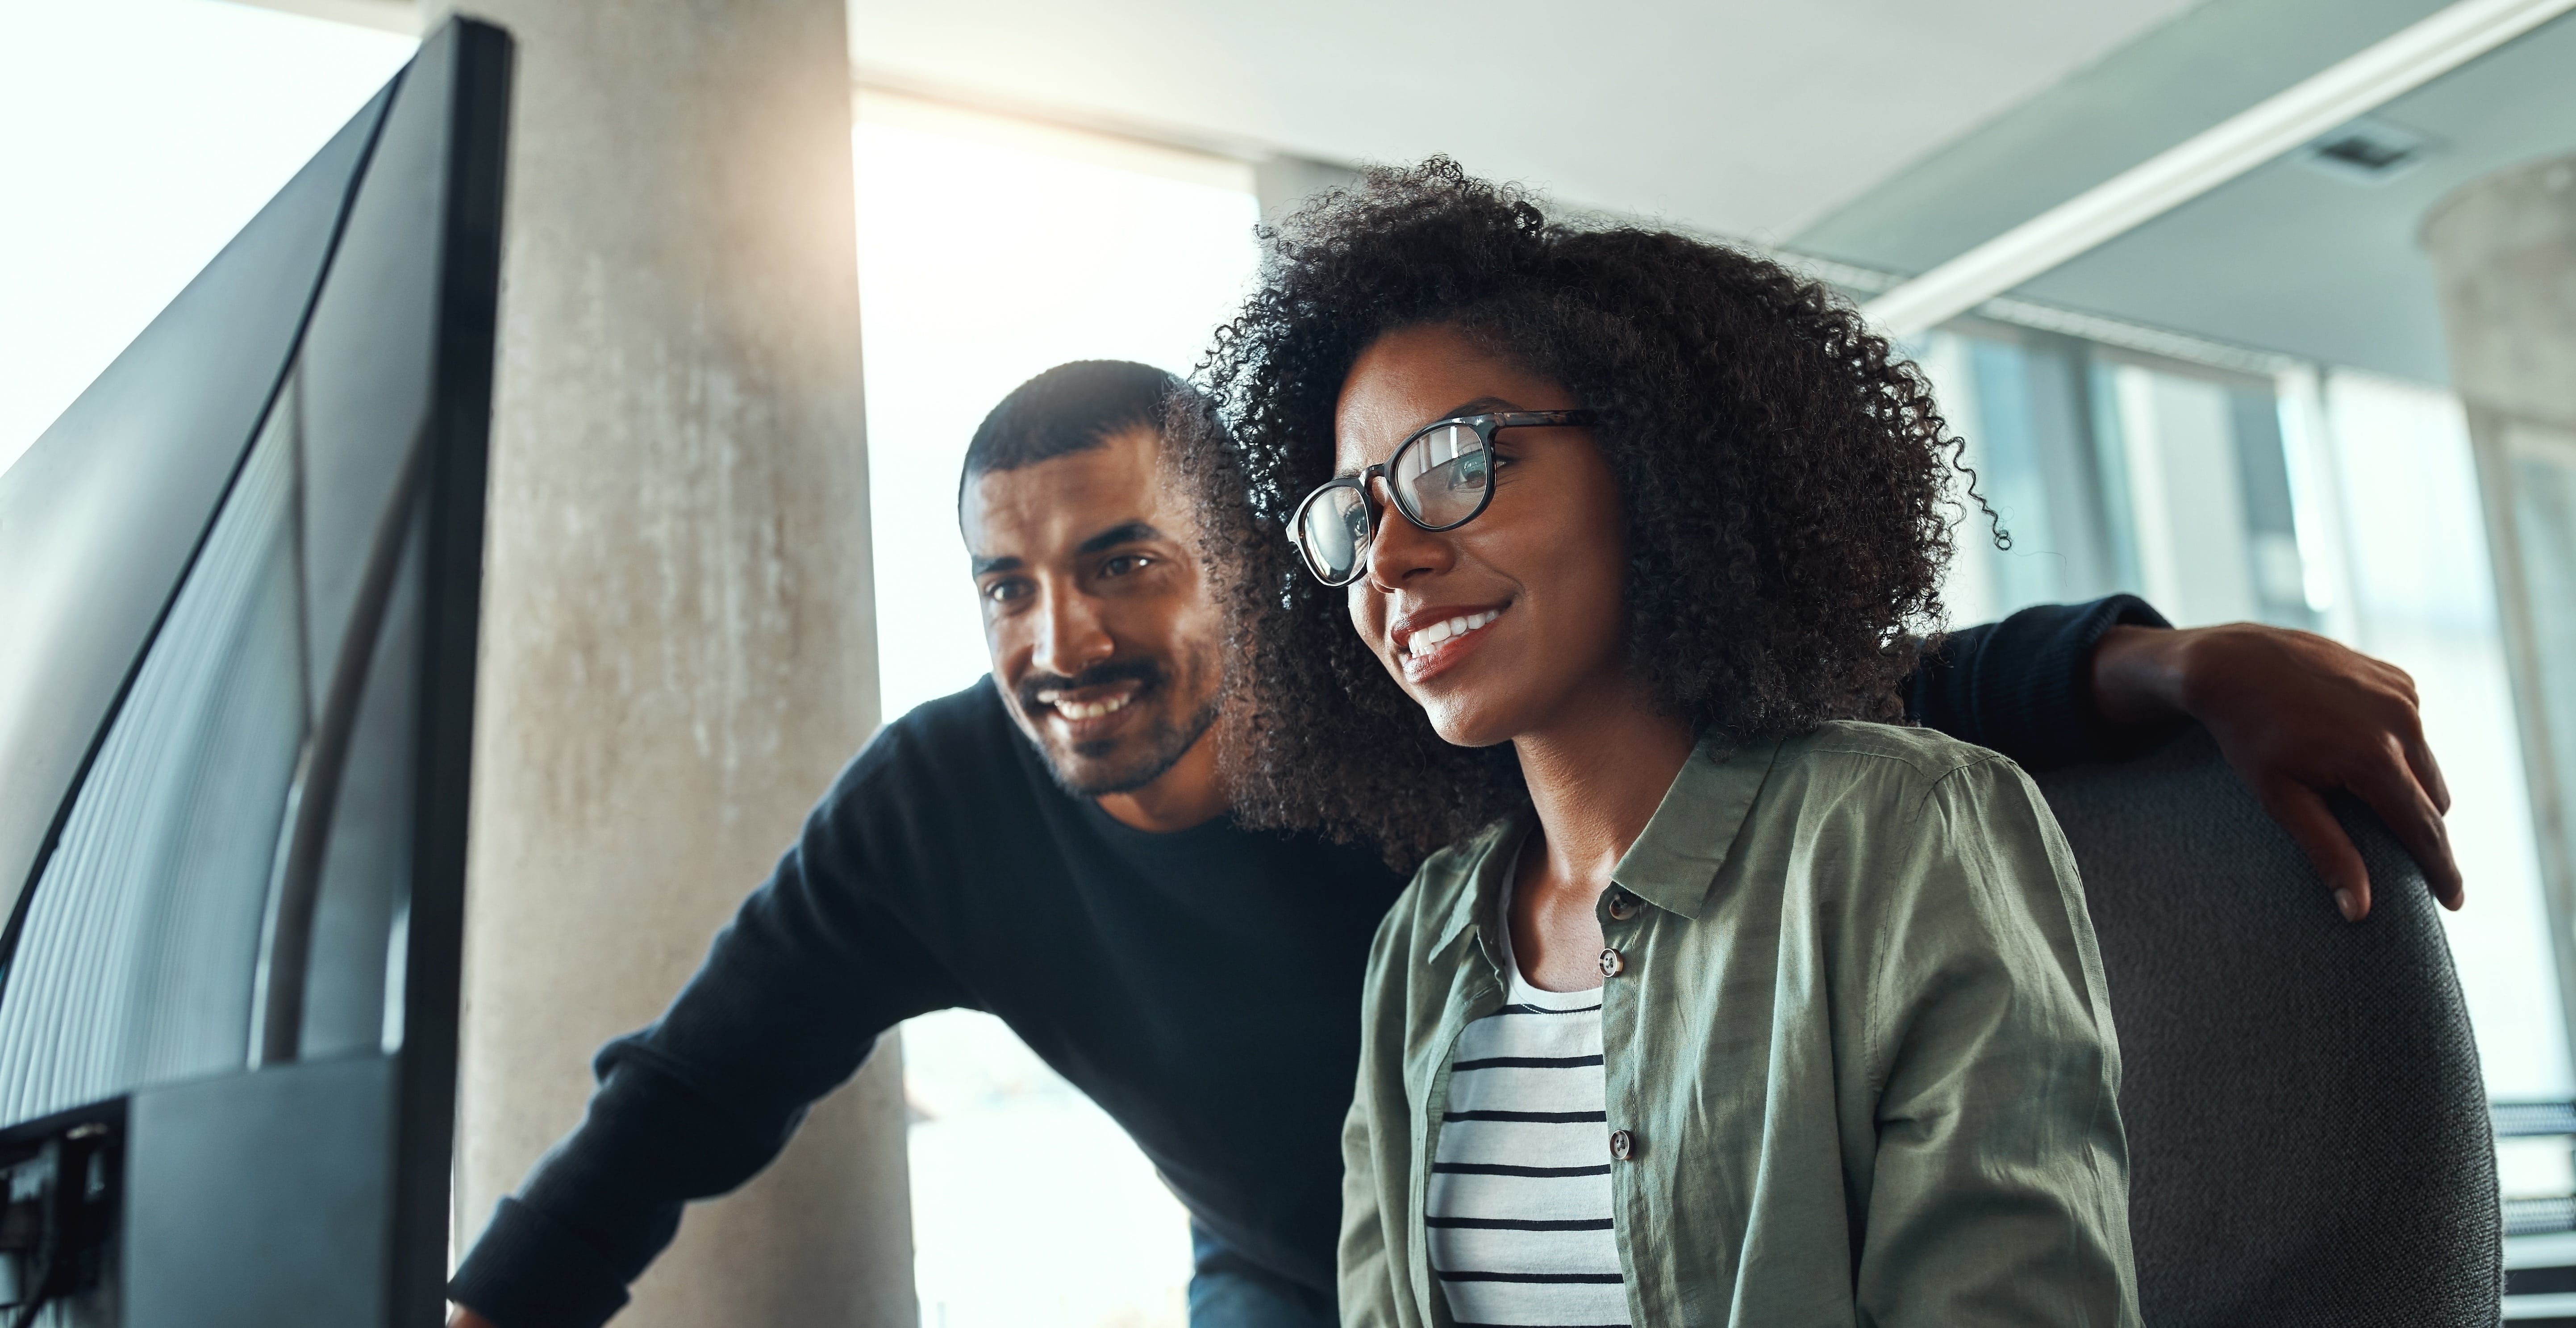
left=1339, top=721, right=2140, bottom=1328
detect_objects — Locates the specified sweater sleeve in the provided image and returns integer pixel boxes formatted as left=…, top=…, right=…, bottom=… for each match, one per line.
left=1903, top=595, right=2174, bottom=770
left=447, top=735, right=972, bottom=1328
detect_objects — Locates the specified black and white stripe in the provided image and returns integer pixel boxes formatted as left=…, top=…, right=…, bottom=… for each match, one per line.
left=1427, top=944, right=1629, bottom=1328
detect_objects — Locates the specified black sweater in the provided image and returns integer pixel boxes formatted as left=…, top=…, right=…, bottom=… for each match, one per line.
left=449, top=595, right=2168, bottom=1328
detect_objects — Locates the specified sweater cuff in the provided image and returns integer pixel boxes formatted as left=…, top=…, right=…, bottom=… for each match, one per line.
left=449, top=1197, right=635, bottom=1328
left=2047, top=593, right=2176, bottom=767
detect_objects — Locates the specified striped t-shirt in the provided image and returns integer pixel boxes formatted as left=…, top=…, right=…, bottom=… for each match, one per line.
left=1426, top=907, right=1630, bottom=1328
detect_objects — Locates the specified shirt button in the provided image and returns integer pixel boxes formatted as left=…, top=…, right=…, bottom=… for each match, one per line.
left=1598, top=947, right=1625, bottom=977
left=1610, top=1129, right=1636, bottom=1161
left=1607, top=888, right=1642, bottom=921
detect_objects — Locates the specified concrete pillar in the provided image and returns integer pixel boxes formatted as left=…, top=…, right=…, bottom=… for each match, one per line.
left=2423, top=153, right=2576, bottom=1079
left=428, top=2, right=913, bottom=1325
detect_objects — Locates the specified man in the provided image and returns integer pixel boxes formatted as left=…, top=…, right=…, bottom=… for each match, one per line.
left=449, top=360, right=2457, bottom=1328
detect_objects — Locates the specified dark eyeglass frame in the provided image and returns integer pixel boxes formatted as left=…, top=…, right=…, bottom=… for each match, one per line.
left=1287, top=409, right=1594, bottom=587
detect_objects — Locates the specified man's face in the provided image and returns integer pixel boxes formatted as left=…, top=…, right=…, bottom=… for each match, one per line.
left=963, top=426, right=1222, bottom=797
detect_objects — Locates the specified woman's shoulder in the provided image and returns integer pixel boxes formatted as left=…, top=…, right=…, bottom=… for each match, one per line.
left=1752, top=722, right=2078, bottom=927
left=1763, top=719, right=2038, bottom=821
left=1787, top=717, right=2003, bottom=772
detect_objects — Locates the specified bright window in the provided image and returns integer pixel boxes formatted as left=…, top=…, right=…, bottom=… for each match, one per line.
left=850, top=91, right=1262, bottom=1328
left=0, top=0, right=415, bottom=476
left=1922, top=330, right=2572, bottom=1111
left=2318, top=371, right=2569, bottom=1101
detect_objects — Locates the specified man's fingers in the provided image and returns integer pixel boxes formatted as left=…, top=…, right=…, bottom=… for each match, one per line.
left=2257, top=781, right=2373, bottom=921
left=2352, top=758, right=2466, bottom=911
left=2401, top=727, right=2454, bottom=815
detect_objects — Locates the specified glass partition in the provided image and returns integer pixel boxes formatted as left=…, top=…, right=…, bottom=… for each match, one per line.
left=1922, top=327, right=2572, bottom=1116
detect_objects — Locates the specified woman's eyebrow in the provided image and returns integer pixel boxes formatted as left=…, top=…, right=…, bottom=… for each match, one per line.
left=1434, top=396, right=1518, bottom=419
left=1334, top=396, right=1526, bottom=476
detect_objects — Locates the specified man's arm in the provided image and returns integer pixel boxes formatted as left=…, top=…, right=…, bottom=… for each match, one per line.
left=1905, top=596, right=2172, bottom=771
left=446, top=746, right=971, bottom=1328
left=2089, top=622, right=2459, bottom=922
left=1908, top=596, right=2461, bottom=922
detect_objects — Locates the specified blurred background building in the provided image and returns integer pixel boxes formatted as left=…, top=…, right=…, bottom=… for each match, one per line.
left=5, top=0, right=2575, bottom=1324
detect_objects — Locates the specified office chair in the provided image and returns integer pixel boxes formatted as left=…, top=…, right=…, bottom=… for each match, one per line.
left=2032, top=725, right=2502, bottom=1327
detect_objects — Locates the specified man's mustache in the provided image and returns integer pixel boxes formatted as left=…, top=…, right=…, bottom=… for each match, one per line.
left=1015, top=657, right=1167, bottom=713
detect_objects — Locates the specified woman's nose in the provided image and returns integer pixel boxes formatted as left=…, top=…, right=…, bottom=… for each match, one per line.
left=1364, top=480, right=1452, bottom=591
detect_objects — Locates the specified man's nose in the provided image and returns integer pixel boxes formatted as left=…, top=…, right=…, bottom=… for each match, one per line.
left=1032, top=585, right=1116, bottom=679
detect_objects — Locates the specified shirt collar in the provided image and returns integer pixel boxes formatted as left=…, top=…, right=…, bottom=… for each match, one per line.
left=1429, top=733, right=1782, bottom=952
left=1431, top=815, right=1536, bottom=959
left=1609, top=735, right=1785, bottom=920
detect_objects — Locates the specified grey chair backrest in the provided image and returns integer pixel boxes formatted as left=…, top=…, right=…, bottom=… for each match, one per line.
left=2031, top=725, right=2501, bottom=1327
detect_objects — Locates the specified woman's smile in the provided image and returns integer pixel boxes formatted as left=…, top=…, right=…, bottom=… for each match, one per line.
left=1390, top=602, right=1509, bottom=683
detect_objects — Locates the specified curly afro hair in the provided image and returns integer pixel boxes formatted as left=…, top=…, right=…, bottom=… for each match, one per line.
left=1177, top=158, right=1972, bottom=865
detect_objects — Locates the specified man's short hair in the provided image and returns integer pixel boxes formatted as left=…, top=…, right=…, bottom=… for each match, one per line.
left=959, top=360, right=1180, bottom=503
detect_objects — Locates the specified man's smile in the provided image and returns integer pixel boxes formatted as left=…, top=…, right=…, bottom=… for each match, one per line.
left=1033, top=679, right=1144, bottom=725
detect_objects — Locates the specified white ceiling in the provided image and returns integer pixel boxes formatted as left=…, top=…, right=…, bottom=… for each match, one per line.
left=2007, top=12, right=2576, bottom=384
left=1796, top=0, right=2576, bottom=383
left=845, top=0, right=2209, bottom=243
left=236, top=0, right=2557, bottom=382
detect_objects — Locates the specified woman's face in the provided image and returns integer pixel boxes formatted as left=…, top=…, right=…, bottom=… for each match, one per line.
left=1334, top=322, right=1630, bottom=748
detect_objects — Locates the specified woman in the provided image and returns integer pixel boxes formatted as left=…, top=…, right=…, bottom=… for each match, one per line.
left=1181, top=160, right=2139, bottom=1328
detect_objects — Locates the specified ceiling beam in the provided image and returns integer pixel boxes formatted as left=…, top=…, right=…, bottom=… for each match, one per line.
left=1861, top=0, right=2576, bottom=338
left=209, top=0, right=419, bottom=35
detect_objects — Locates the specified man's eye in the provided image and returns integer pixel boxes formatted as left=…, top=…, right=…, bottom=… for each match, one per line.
left=1101, top=553, right=1154, bottom=577
left=984, top=579, right=1030, bottom=604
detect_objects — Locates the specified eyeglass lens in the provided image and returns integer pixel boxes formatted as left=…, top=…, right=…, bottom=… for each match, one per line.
left=1297, top=485, right=1372, bottom=585
left=1392, top=422, right=1490, bottom=529
left=1295, top=421, right=1499, bottom=585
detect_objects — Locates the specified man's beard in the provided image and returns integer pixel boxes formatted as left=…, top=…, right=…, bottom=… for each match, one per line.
left=1015, top=656, right=1222, bottom=798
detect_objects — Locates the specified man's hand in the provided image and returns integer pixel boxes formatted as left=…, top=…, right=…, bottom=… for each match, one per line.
left=448, top=1310, right=499, bottom=1328
left=2092, top=622, right=2462, bottom=922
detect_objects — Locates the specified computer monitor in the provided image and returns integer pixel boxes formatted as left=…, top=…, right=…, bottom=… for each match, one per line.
left=0, top=18, right=509, bottom=1327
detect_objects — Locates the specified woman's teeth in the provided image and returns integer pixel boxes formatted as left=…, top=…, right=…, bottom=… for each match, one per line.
left=1042, top=693, right=1132, bottom=720
left=1409, top=610, right=1500, bottom=655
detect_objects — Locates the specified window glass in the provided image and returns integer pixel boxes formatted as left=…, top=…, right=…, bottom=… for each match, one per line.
left=1924, top=336, right=2568, bottom=1109
left=2323, top=372, right=2569, bottom=1102
left=0, top=0, right=413, bottom=478
left=1925, top=329, right=2315, bottom=632
left=2506, top=424, right=2576, bottom=944
left=0, top=383, right=307, bottom=1125
left=1923, top=330, right=2132, bottom=623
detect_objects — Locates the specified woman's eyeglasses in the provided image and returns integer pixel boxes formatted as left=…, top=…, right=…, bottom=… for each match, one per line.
left=1287, top=410, right=1594, bottom=587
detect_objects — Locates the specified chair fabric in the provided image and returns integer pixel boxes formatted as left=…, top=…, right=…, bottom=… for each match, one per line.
left=2032, top=725, right=2502, bottom=1327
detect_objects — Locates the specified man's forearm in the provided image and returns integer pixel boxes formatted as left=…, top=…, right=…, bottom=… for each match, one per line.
left=2084, top=619, right=2461, bottom=917
left=2089, top=622, right=2207, bottom=727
